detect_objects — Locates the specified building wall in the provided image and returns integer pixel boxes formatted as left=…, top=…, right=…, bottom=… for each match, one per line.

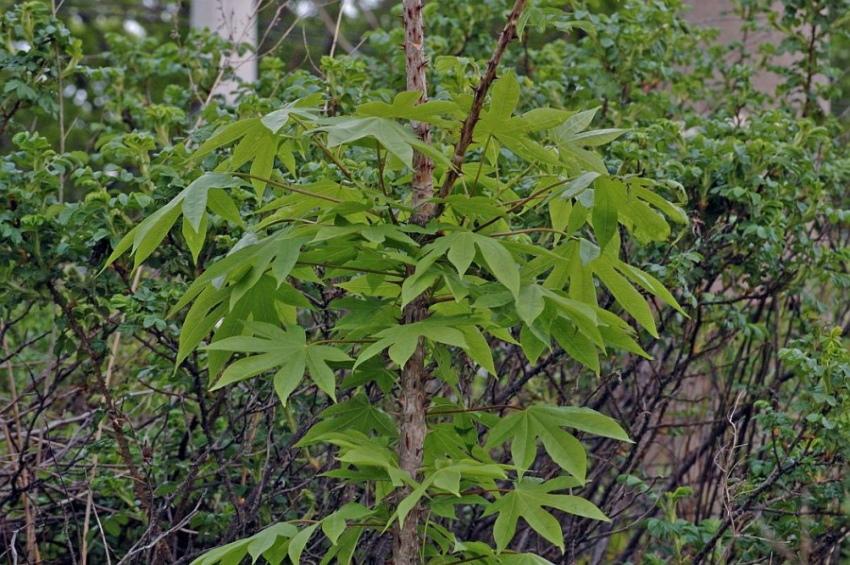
left=682, top=0, right=794, bottom=97
left=190, top=0, right=257, bottom=97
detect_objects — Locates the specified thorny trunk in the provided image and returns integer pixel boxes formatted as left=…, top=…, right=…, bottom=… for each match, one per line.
left=395, top=1, right=433, bottom=562
left=403, top=0, right=435, bottom=226
left=393, top=1, right=528, bottom=561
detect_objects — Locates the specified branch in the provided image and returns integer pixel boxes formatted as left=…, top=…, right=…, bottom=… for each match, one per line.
left=436, top=0, right=529, bottom=203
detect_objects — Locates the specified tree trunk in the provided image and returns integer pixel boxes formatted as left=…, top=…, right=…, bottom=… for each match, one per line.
left=394, top=1, right=433, bottom=563
left=402, top=0, right=435, bottom=225
left=392, top=1, right=528, bottom=561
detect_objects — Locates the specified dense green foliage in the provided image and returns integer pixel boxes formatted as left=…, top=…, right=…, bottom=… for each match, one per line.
left=1, top=0, right=850, bottom=563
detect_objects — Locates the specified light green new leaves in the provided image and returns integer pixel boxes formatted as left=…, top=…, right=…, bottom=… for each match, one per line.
left=299, top=394, right=397, bottom=445
left=405, top=232, right=521, bottom=306
left=592, top=176, right=622, bottom=249
left=356, top=91, right=460, bottom=128
left=104, top=172, right=242, bottom=268
left=554, top=107, right=624, bottom=175
left=311, top=116, right=443, bottom=168
left=190, top=522, right=298, bottom=565
left=485, top=404, right=630, bottom=479
left=392, top=460, right=507, bottom=528
left=353, top=319, right=467, bottom=369
left=205, top=322, right=350, bottom=405
left=474, top=72, right=570, bottom=165
left=483, top=477, right=609, bottom=553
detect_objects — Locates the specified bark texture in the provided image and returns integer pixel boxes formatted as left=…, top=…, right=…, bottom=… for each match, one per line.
left=393, top=1, right=528, bottom=562
left=394, top=1, right=434, bottom=562
left=402, top=0, right=435, bottom=225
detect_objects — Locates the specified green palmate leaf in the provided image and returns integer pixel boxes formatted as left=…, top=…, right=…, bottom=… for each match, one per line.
left=517, top=284, right=545, bottom=326
left=300, top=394, right=397, bottom=445
left=182, top=173, right=243, bottom=230
left=593, top=256, right=658, bottom=336
left=630, top=182, right=688, bottom=224
left=568, top=128, right=626, bottom=147
left=485, top=404, right=630, bottom=478
left=189, top=538, right=250, bottom=565
left=246, top=523, right=298, bottom=564
left=321, top=504, right=370, bottom=545
left=356, top=90, right=460, bottom=127
left=316, top=430, right=409, bottom=486
left=190, top=522, right=298, bottom=565
left=531, top=405, right=632, bottom=442
left=312, top=116, right=435, bottom=167
left=472, top=72, right=570, bottom=166
left=483, top=476, right=609, bottom=553
left=261, top=95, right=323, bottom=133
left=553, top=107, right=624, bottom=175
left=555, top=108, right=598, bottom=138
left=248, top=130, right=277, bottom=198
left=192, top=96, right=320, bottom=169
left=227, top=126, right=268, bottom=170
left=418, top=232, right=523, bottom=303
left=181, top=214, right=207, bottom=264
left=488, top=71, right=521, bottom=119
left=104, top=172, right=243, bottom=269
left=205, top=322, right=349, bottom=404
left=485, top=405, right=585, bottom=480
left=193, top=118, right=261, bottom=161
left=459, top=325, right=497, bottom=375
left=444, top=195, right=507, bottom=221
left=103, top=198, right=178, bottom=269
left=321, top=526, right=363, bottom=565
left=447, top=231, right=477, bottom=276
left=475, top=235, right=521, bottom=298
left=207, top=188, right=243, bottom=226
left=353, top=319, right=468, bottom=369
left=171, top=230, right=311, bottom=368
left=392, top=460, right=507, bottom=528
left=618, top=261, right=686, bottom=316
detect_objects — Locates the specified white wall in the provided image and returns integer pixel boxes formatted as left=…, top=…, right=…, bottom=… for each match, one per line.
left=191, top=0, right=257, bottom=98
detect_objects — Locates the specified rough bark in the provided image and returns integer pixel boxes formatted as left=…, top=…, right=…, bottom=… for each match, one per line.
left=393, top=1, right=528, bottom=562
left=393, top=304, right=430, bottom=563
left=402, top=0, right=435, bottom=225
left=394, top=2, right=433, bottom=562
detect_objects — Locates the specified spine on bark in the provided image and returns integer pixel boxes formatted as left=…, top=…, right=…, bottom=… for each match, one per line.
left=394, top=1, right=528, bottom=562
left=395, top=2, right=433, bottom=562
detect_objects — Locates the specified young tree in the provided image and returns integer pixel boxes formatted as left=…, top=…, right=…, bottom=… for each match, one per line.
left=106, top=1, right=686, bottom=562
